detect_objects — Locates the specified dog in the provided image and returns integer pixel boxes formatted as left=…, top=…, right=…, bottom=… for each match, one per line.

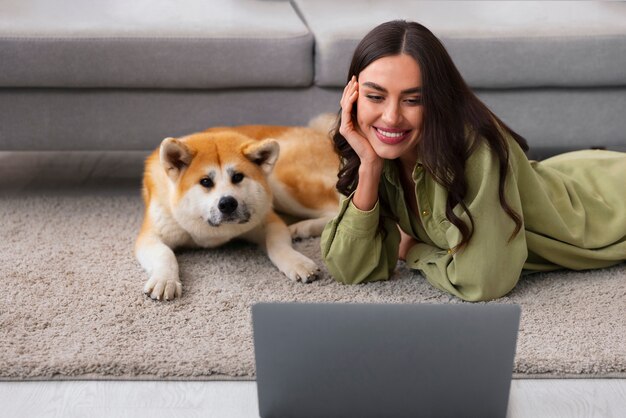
left=135, top=115, right=340, bottom=300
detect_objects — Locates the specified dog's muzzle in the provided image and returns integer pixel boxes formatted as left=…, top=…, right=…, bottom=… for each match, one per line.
left=207, top=196, right=250, bottom=227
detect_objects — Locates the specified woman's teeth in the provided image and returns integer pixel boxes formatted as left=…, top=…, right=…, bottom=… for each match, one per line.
left=376, top=128, right=407, bottom=138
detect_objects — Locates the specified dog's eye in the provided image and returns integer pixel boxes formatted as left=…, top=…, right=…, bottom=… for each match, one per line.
left=199, top=178, right=214, bottom=188
left=231, top=173, right=244, bottom=184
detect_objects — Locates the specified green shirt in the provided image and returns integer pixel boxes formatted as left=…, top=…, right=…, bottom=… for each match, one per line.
left=321, top=136, right=626, bottom=301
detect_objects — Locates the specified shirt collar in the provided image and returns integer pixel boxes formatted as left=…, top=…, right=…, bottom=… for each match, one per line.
left=382, top=159, right=423, bottom=187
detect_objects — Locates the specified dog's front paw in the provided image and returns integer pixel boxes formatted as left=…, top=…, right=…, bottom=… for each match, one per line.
left=143, top=277, right=182, bottom=301
left=288, top=219, right=326, bottom=240
left=289, top=222, right=314, bottom=240
left=281, top=253, right=321, bottom=283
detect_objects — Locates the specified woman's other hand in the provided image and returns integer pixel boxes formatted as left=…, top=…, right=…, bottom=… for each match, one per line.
left=398, top=228, right=419, bottom=261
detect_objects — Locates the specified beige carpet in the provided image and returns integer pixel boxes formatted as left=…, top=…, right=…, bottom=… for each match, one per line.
left=1, top=188, right=625, bottom=380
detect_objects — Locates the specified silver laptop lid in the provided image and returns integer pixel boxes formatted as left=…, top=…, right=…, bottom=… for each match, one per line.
left=252, top=302, right=520, bottom=418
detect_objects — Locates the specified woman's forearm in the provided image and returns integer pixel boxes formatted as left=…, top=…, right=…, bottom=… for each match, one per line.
left=352, top=162, right=383, bottom=211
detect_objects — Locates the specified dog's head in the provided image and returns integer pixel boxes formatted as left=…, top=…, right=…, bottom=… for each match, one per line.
left=159, top=131, right=279, bottom=238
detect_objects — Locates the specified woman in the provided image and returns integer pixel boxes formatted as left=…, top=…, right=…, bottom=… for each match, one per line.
left=320, top=20, right=626, bottom=301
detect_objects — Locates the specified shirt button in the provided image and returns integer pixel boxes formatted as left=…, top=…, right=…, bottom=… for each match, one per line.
left=447, top=249, right=453, bottom=254
left=421, top=210, right=430, bottom=216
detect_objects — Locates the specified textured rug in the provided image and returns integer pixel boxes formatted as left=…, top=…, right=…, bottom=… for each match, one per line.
left=1, top=188, right=625, bottom=380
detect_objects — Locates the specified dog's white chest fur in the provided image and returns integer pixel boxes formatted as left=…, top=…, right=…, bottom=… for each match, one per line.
left=149, top=203, right=194, bottom=248
left=150, top=202, right=239, bottom=249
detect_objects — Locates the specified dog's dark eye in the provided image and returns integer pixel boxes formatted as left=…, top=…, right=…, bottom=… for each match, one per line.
left=199, top=178, right=214, bottom=188
left=231, top=173, right=244, bottom=184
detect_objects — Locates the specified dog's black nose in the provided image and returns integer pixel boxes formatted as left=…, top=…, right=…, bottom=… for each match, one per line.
left=218, top=196, right=238, bottom=214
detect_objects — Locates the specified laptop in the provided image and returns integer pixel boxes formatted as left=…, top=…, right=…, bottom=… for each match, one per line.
left=252, top=302, right=520, bottom=418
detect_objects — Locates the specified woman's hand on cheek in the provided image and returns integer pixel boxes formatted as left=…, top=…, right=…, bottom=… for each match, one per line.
left=340, top=76, right=383, bottom=211
left=340, top=76, right=381, bottom=168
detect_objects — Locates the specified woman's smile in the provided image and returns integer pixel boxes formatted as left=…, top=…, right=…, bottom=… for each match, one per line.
left=373, top=126, right=413, bottom=145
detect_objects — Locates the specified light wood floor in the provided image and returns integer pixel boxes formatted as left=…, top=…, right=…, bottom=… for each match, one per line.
left=1, top=379, right=625, bottom=418
left=2, top=151, right=625, bottom=417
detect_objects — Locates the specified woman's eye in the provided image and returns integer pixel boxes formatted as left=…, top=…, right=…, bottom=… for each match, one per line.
left=200, top=178, right=214, bottom=188
left=366, top=95, right=383, bottom=102
left=231, top=173, right=244, bottom=184
left=405, top=97, right=423, bottom=106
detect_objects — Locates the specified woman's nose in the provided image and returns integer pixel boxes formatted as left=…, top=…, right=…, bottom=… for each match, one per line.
left=382, top=102, right=401, bottom=126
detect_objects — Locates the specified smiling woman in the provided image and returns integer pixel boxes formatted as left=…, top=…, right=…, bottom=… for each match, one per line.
left=356, top=54, right=423, bottom=163
left=321, top=20, right=626, bottom=302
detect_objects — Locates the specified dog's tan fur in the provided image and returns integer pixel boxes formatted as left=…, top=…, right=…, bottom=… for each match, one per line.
left=135, top=117, right=339, bottom=300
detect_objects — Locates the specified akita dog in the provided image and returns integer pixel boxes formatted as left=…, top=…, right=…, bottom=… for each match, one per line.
left=136, top=116, right=340, bottom=300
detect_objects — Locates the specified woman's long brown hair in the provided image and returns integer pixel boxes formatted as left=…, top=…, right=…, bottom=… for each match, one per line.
left=332, top=20, right=529, bottom=250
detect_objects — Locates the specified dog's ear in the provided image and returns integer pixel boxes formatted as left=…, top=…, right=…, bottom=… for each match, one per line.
left=159, top=137, right=194, bottom=181
left=242, top=139, right=280, bottom=175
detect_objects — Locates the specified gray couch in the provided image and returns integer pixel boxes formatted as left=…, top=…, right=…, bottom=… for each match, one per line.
left=1, top=0, right=626, bottom=157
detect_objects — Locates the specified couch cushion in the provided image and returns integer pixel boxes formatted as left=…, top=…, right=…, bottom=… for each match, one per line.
left=295, top=0, right=626, bottom=88
left=0, top=0, right=313, bottom=88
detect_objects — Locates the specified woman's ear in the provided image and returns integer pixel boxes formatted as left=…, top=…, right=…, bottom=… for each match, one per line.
left=242, top=139, right=280, bottom=175
left=159, top=137, right=194, bottom=181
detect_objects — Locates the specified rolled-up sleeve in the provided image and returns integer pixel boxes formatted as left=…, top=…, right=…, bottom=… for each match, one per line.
left=321, top=195, right=400, bottom=284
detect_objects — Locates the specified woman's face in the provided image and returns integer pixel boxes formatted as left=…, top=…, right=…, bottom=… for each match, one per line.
left=356, top=54, right=424, bottom=164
